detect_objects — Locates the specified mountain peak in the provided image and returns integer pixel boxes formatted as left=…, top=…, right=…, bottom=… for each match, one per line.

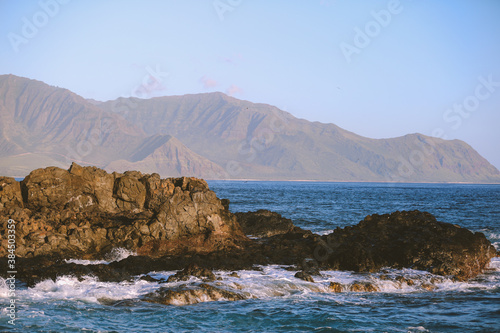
left=0, top=75, right=499, bottom=183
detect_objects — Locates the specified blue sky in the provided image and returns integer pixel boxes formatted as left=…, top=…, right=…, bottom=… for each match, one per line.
left=1, top=0, right=499, bottom=169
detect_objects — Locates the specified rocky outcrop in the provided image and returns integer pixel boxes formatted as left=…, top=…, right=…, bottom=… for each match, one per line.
left=0, top=163, right=247, bottom=258
left=294, top=271, right=315, bottom=282
left=166, top=264, right=217, bottom=283
left=1, top=164, right=497, bottom=287
left=329, top=281, right=379, bottom=293
left=143, top=283, right=249, bottom=306
left=234, top=209, right=300, bottom=237
left=0, top=177, right=23, bottom=210
left=319, top=210, right=497, bottom=281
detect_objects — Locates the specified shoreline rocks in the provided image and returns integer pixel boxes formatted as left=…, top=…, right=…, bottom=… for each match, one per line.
left=319, top=210, right=498, bottom=281
left=1, top=165, right=498, bottom=289
left=234, top=210, right=301, bottom=237
left=166, top=264, right=217, bottom=283
left=143, top=283, right=249, bottom=306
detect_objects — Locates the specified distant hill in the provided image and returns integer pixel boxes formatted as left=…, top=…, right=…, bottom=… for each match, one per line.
left=106, top=134, right=227, bottom=178
left=1, top=74, right=499, bottom=183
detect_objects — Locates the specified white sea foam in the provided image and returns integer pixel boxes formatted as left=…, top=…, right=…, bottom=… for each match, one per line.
left=64, top=247, right=136, bottom=265
left=479, top=229, right=500, bottom=240
left=4, top=258, right=499, bottom=306
left=407, top=326, right=429, bottom=332
left=219, top=265, right=330, bottom=298
left=210, top=265, right=497, bottom=298
left=215, top=263, right=500, bottom=297
left=25, top=275, right=158, bottom=304
left=478, top=229, right=500, bottom=250
left=316, top=229, right=334, bottom=236
left=486, top=257, right=500, bottom=271
left=63, top=259, right=109, bottom=265
left=488, top=232, right=500, bottom=239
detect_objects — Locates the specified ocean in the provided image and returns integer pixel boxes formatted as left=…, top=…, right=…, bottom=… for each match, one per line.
left=1, top=182, right=499, bottom=332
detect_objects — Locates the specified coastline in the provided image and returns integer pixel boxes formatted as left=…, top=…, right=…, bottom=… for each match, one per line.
left=1, top=174, right=499, bottom=332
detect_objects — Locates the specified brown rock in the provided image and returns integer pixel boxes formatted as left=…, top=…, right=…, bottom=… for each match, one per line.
left=321, top=210, right=497, bottom=281
left=328, top=281, right=379, bottom=293
left=115, top=173, right=146, bottom=211
left=0, top=163, right=248, bottom=259
left=329, top=282, right=343, bottom=293
left=294, top=271, right=315, bottom=282
left=421, top=283, right=437, bottom=291
left=0, top=177, right=23, bottom=210
left=235, top=209, right=299, bottom=237
left=395, top=275, right=415, bottom=286
left=350, top=282, right=379, bottom=292
left=166, top=264, right=216, bottom=283
left=143, top=283, right=248, bottom=306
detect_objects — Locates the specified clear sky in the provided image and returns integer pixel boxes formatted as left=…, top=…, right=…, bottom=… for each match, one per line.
left=1, top=0, right=499, bottom=169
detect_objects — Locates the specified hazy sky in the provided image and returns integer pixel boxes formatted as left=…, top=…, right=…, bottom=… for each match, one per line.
left=1, top=0, right=499, bottom=169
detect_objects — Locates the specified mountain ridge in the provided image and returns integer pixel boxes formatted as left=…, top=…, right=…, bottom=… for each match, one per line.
left=1, top=74, right=499, bottom=183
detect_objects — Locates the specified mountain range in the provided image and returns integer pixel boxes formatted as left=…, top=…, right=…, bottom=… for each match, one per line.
left=1, top=74, right=499, bottom=183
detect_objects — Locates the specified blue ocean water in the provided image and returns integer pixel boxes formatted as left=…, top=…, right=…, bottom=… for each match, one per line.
left=1, top=182, right=499, bottom=333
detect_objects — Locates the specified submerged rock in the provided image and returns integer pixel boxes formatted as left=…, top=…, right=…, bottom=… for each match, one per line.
left=328, top=279, right=445, bottom=293
left=395, top=276, right=415, bottom=286
left=1, top=164, right=496, bottom=286
left=97, top=298, right=139, bottom=307
left=143, top=283, right=249, bottom=306
left=294, top=271, right=315, bottom=282
left=320, top=210, right=497, bottom=281
left=328, top=281, right=379, bottom=293
left=350, top=282, right=379, bottom=292
left=166, top=264, right=216, bottom=282
left=328, top=282, right=344, bottom=293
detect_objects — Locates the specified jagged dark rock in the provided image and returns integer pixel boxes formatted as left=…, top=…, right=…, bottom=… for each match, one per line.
left=294, top=271, right=314, bottom=282
left=0, top=165, right=497, bottom=288
left=234, top=209, right=300, bottom=237
left=143, top=283, right=249, bottom=306
left=328, top=281, right=379, bottom=293
left=166, top=264, right=216, bottom=283
left=319, top=210, right=498, bottom=281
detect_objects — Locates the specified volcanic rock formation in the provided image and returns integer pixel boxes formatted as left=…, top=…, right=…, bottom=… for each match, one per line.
left=0, top=163, right=247, bottom=258
left=0, top=165, right=497, bottom=291
left=319, top=210, right=497, bottom=281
